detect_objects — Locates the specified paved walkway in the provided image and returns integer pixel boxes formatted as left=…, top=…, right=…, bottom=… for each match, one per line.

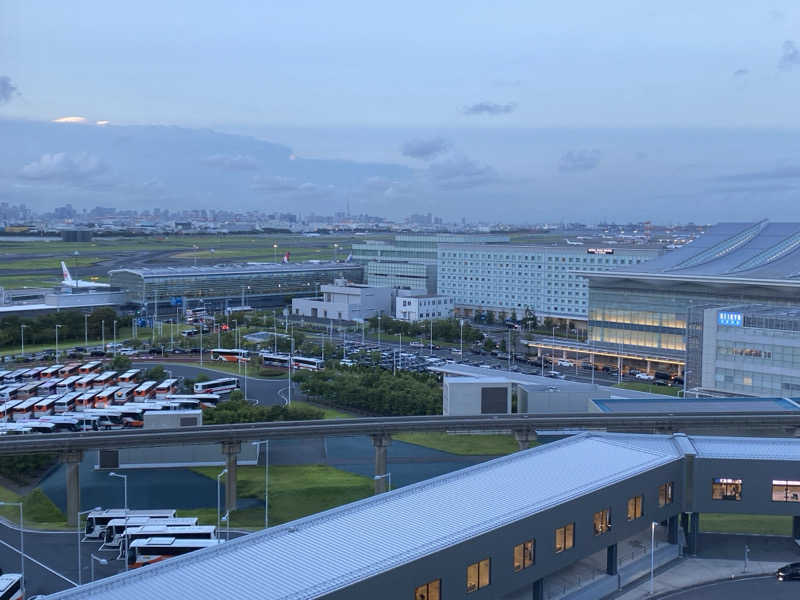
left=613, top=558, right=785, bottom=599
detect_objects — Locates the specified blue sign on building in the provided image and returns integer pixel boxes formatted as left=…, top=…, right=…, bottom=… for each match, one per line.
left=718, top=311, right=743, bottom=327
left=170, top=296, right=183, bottom=306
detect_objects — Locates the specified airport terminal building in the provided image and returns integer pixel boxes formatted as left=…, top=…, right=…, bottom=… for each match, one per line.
left=48, top=431, right=800, bottom=600
left=586, top=221, right=800, bottom=361
left=109, top=262, right=363, bottom=313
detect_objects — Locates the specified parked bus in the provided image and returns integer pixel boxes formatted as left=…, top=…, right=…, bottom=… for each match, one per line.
left=57, top=375, right=84, bottom=394
left=18, top=419, right=57, bottom=434
left=74, top=373, right=100, bottom=390
left=11, top=397, right=42, bottom=422
left=93, top=371, right=118, bottom=388
left=118, top=404, right=147, bottom=427
left=54, top=391, right=81, bottom=414
left=75, top=389, right=100, bottom=411
left=40, top=364, right=64, bottom=379
left=260, top=352, right=324, bottom=371
left=78, top=360, right=103, bottom=374
left=15, top=381, right=43, bottom=400
left=120, top=525, right=214, bottom=557
left=22, top=366, right=46, bottom=380
left=154, top=379, right=179, bottom=399
left=193, top=377, right=239, bottom=395
left=3, top=369, right=30, bottom=383
left=128, top=537, right=222, bottom=568
left=117, top=369, right=143, bottom=385
left=94, top=387, right=119, bottom=409
left=83, top=509, right=177, bottom=540
left=38, top=415, right=81, bottom=433
left=0, top=372, right=10, bottom=382
left=34, top=395, right=60, bottom=416
left=102, top=517, right=199, bottom=549
left=35, top=379, right=62, bottom=397
left=59, top=412, right=100, bottom=431
left=134, top=381, right=158, bottom=400
left=0, top=401, right=20, bottom=422
left=85, top=408, right=125, bottom=429
left=0, top=384, right=25, bottom=402
left=114, top=386, right=135, bottom=404
left=210, top=348, right=250, bottom=363
left=164, top=393, right=221, bottom=409
left=58, top=363, right=81, bottom=378
left=0, top=573, right=23, bottom=600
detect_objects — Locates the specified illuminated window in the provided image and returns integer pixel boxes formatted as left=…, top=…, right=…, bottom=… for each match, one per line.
left=466, top=558, right=490, bottom=593
left=554, top=523, right=574, bottom=553
left=513, top=539, right=534, bottom=571
left=627, top=495, right=643, bottom=520
left=711, top=478, right=742, bottom=501
left=658, top=482, right=674, bottom=507
left=414, top=579, right=440, bottom=600
left=593, top=508, right=611, bottom=535
left=771, top=480, right=800, bottom=502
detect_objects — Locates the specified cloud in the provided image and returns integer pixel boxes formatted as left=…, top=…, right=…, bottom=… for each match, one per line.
left=779, top=41, right=800, bottom=70
left=202, top=153, right=260, bottom=170
left=492, top=79, right=523, bottom=88
left=0, top=76, right=18, bottom=105
left=463, top=102, right=517, bottom=116
left=715, top=165, right=800, bottom=182
left=558, top=149, right=601, bottom=173
left=20, top=152, right=108, bottom=181
left=770, top=9, right=786, bottom=22
left=732, top=68, right=749, bottom=77
left=427, top=157, right=498, bottom=190
left=401, top=137, right=451, bottom=160
left=251, top=175, right=332, bottom=196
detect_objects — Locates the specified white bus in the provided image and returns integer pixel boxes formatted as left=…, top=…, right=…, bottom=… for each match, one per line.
left=40, top=365, right=64, bottom=379
left=78, top=361, right=103, bottom=374
left=154, top=379, right=179, bottom=399
left=117, top=369, right=142, bottom=385
left=38, top=415, right=81, bottom=433
left=120, top=525, right=215, bottom=557
left=210, top=348, right=250, bottom=363
left=134, top=381, right=158, bottom=400
left=0, top=401, right=19, bottom=422
left=3, top=369, right=30, bottom=383
left=85, top=408, right=125, bottom=430
left=10, top=398, right=42, bottom=422
left=57, top=375, right=84, bottom=394
left=164, top=394, right=221, bottom=409
left=35, top=379, right=61, bottom=397
left=193, top=377, right=239, bottom=395
left=93, top=371, right=118, bottom=388
left=128, top=537, right=222, bottom=568
left=33, top=395, right=60, bottom=417
left=15, top=381, right=43, bottom=400
left=102, top=517, right=199, bottom=549
left=74, top=373, right=100, bottom=390
left=22, top=366, right=46, bottom=380
left=260, top=352, right=324, bottom=371
left=83, top=509, right=177, bottom=540
left=114, top=386, right=136, bottom=404
left=0, top=384, right=25, bottom=402
left=0, top=574, right=22, bottom=600
left=54, top=391, right=82, bottom=414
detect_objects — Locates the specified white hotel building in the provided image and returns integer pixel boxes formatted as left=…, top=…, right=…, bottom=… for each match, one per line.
left=437, top=244, right=662, bottom=325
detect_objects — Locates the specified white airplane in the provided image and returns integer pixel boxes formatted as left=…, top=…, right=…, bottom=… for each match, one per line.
left=565, top=239, right=584, bottom=245
left=60, top=261, right=111, bottom=289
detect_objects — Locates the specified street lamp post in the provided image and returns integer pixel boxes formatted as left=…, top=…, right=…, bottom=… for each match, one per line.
left=0, top=501, right=23, bottom=596
left=55, top=324, right=62, bottom=361
left=251, top=441, right=269, bottom=529
left=377, top=314, right=382, bottom=347
left=90, top=554, right=107, bottom=582
left=273, top=243, right=277, bottom=263
left=217, top=468, right=227, bottom=535
left=101, top=320, right=105, bottom=352
left=19, top=324, right=26, bottom=356
left=113, top=320, right=118, bottom=357
left=84, top=314, right=88, bottom=346
left=221, top=511, right=231, bottom=541
left=109, top=471, right=128, bottom=510
left=459, top=319, right=464, bottom=359
left=77, top=506, right=102, bottom=585
left=373, top=472, right=391, bottom=492
left=649, top=521, right=658, bottom=594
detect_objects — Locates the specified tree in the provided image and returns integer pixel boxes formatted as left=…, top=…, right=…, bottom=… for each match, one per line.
left=483, top=337, right=496, bottom=352
left=145, top=365, right=166, bottom=381
left=510, top=309, right=518, bottom=323
left=229, top=389, right=244, bottom=402
left=109, top=354, right=132, bottom=371
left=485, top=311, right=495, bottom=324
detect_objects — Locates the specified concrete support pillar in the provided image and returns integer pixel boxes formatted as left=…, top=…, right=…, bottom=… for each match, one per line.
left=668, top=515, right=679, bottom=544
left=371, top=433, right=392, bottom=494
left=514, top=429, right=537, bottom=451
left=688, top=512, right=699, bottom=555
left=532, top=578, right=544, bottom=600
left=793, top=516, right=800, bottom=539
left=61, top=450, right=83, bottom=527
left=221, top=441, right=241, bottom=513
left=606, top=543, right=618, bottom=575
left=646, top=360, right=651, bottom=373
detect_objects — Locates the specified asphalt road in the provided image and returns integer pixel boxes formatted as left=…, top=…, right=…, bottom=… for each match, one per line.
left=659, top=575, right=798, bottom=599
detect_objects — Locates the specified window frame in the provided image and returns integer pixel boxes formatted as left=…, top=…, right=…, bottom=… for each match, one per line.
left=593, top=508, right=612, bottom=535
left=466, top=557, right=491, bottom=593
left=513, top=539, right=535, bottom=572
left=414, top=579, right=440, bottom=600
left=772, top=479, right=800, bottom=503
left=711, top=477, right=743, bottom=501
left=658, top=482, right=674, bottom=507
left=554, top=522, right=575, bottom=553
left=627, top=495, right=643, bottom=521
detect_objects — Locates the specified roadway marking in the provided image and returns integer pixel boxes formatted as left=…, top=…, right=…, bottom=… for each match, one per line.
left=0, top=537, right=78, bottom=586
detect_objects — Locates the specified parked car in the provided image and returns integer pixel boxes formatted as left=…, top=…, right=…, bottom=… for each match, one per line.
left=556, top=359, right=574, bottom=368
left=776, top=562, right=800, bottom=581
left=546, top=370, right=565, bottom=379
left=635, top=372, right=655, bottom=381
left=628, top=368, right=641, bottom=376
left=90, top=350, right=106, bottom=357
left=409, top=341, right=425, bottom=348
left=602, top=366, right=619, bottom=375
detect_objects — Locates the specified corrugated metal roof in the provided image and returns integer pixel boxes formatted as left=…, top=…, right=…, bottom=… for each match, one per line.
left=690, top=435, right=800, bottom=460
left=46, top=433, right=679, bottom=600
left=592, top=397, right=800, bottom=413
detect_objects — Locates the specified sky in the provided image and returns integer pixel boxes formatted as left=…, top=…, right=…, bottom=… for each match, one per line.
left=2, top=1, right=800, bottom=222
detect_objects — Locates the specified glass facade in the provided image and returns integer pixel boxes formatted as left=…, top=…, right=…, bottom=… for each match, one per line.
left=711, top=477, right=742, bottom=501
left=772, top=480, right=800, bottom=502
left=438, top=245, right=660, bottom=321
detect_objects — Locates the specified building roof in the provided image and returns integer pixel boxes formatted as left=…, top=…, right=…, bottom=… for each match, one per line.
left=109, top=262, right=361, bottom=279
left=438, top=242, right=661, bottom=254
left=592, top=397, right=800, bottom=413
left=46, top=432, right=681, bottom=600
left=586, top=221, right=800, bottom=282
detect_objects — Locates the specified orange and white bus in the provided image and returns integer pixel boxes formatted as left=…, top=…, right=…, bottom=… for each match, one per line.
left=16, top=381, right=43, bottom=400
left=93, top=371, right=117, bottom=388
left=75, top=389, right=100, bottom=411
left=0, top=573, right=23, bottom=600
left=40, top=365, right=64, bottom=379
left=74, top=373, right=100, bottom=390
left=54, top=391, right=82, bottom=413
left=35, top=379, right=61, bottom=397
left=22, top=366, right=46, bottom=380
left=154, top=379, right=179, bottom=399
left=114, top=386, right=135, bottom=404
left=57, top=375, right=84, bottom=394
left=94, top=387, right=119, bottom=409
left=3, top=369, right=30, bottom=383
left=128, top=537, right=221, bottom=568
left=133, top=381, right=158, bottom=400
left=0, top=384, right=25, bottom=402
left=78, top=361, right=103, bottom=374
left=0, top=401, right=20, bottom=422
left=58, top=363, right=81, bottom=378
left=34, top=395, right=60, bottom=417
left=210, top=348, right=250, bottom=362
left=11, top=397, right=41, bottom=422
left=117, top=369, right=142, bottom=385
left=164, top=394, right=221, bottom=409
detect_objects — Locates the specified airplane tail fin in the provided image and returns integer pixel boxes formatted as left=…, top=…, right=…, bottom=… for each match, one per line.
left=61, top=261, right=73, bottom=283
left=283, top=252, right=290, bottom=263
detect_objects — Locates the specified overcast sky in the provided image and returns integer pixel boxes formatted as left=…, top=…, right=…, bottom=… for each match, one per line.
left=3, top=1, right=800, bottom=222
